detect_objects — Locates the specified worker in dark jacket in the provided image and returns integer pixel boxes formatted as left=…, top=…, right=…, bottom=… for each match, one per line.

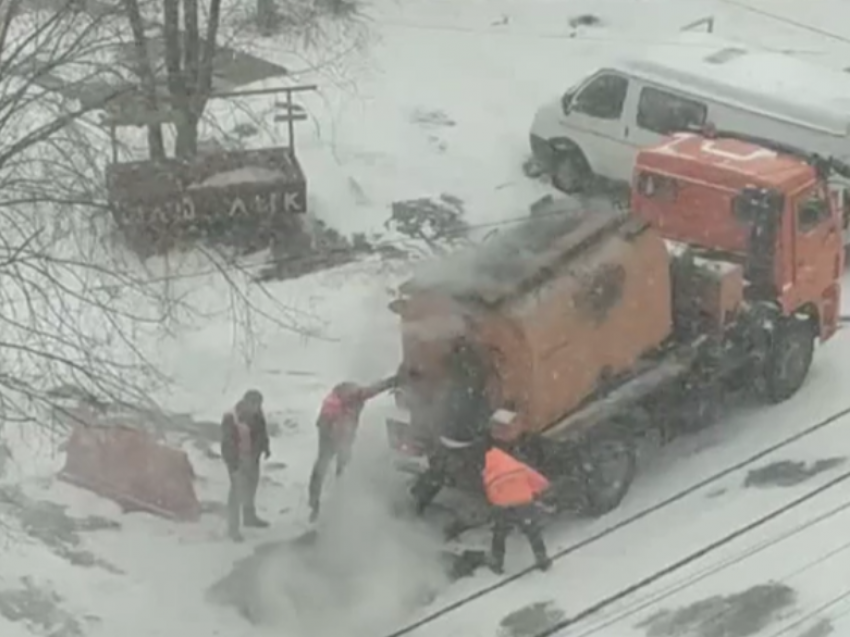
left=221, top=389, right=271, bottom=541
left=481, top=410, right=552, bottom=573
left=308, top=377, right=396, bottom=522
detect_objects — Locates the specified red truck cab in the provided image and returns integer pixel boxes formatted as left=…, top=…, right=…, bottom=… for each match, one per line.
left=632, top=131, right=842, bottom=342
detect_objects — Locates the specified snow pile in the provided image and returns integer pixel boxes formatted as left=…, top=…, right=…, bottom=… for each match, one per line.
left=191, top=166, right=290, bottom=188
left=8, top=1, right=850, bottom=637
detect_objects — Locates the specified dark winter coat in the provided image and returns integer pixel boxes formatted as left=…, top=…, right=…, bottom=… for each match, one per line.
left=221, top=401, right=270, bottom=470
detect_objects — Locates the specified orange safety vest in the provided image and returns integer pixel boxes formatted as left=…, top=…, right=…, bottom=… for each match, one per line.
left=228, top=411, right=252, bottom=461
left=319, top=388, right=364, bottom=435
left=320, top=392, right=345, bottom=421
left=482, top=448, right=551, bottom=508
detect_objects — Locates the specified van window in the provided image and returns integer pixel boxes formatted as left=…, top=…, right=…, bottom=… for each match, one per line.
left=797, top=191, right=831, bottom=233
left=637, top=87, right=707, bottom=135
left=572, top=74, right=629, bottom=120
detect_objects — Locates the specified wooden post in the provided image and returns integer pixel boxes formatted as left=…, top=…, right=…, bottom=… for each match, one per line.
left=110, top=121, right=118, bottom=163
left=287, top=89, right=295, bottom=150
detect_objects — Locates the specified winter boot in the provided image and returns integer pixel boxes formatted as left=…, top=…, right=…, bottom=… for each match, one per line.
left=243, top=507, right=269, bottom=528
left=488, top=552, right=505, bottom=575
left=490, top=522, right=508, bottom=575
left=307, top=473, right=323, bottom=523
left=529, top=536, right=551, bottom=572
left=536, top=555, right=552, bottom=572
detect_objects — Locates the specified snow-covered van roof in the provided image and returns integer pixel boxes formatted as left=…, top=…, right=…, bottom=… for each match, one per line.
left=617, top=33, right=850, bottom=136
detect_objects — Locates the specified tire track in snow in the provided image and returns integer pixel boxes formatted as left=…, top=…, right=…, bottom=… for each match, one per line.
left=570, top=493, right=850, bottom=637
left=532, top=467, right=850, bottom=637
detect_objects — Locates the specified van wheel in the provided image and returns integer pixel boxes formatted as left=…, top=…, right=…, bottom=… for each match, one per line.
left=763, top=316, right=815, bottom=403
left=552, top=152, right=589, bottom=194
left=577, top=427, right=637, bottom=517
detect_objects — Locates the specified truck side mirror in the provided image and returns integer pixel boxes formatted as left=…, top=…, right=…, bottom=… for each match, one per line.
left=561, top=91, right=574, bottom=115
left=799, top=204, right=822, bottom=229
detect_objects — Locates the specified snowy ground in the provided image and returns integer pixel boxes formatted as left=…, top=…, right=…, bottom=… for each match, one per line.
left=5, top=0, right=850, bottom=637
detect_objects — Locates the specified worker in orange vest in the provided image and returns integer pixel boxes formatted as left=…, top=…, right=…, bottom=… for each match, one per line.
left=482, top=411, right=552, bottom=573
left=308, top=376, right=397, bottom=522
left=221, top=389, right=271, bottom=541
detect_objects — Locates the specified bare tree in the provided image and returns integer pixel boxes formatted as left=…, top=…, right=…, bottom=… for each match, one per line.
left=0, top=1, right=289, bottom=432
left=121, top=0, right=166, bottom=159
left=117, top=0, right=370, bottom=160
left=225, top=0, right=368, bottom=43
left=0, top=0, right=324, bottom=451
left=119, top=0, right=222, bottom=159
left=0, top=1, right=181, bottom=429
left=261, top=0, right=367, bottom=44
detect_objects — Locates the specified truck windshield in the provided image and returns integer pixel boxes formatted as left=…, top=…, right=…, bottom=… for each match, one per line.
left=732, top=187, right=784, bottom=225
left=732, top=186, right=784, bottom=295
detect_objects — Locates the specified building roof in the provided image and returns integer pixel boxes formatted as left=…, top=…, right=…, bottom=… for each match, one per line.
left=617, top=32, right=850, bottom=136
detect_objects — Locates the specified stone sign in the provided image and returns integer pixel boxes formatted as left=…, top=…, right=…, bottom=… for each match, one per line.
left=106, top=147, right=307, bottom=252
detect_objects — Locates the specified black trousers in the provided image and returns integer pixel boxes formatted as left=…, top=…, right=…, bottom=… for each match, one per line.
left=411, top=464, right=446, bottom=515
left=491, top=504, right=548, bottom=567
left=308, top=424, right=355, bottom=512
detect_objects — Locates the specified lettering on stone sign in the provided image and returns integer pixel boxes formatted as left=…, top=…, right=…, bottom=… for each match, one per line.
left=253, top=193, right=273, bottom=217
left=150, top=205, right=167, bottom=224
left=283, top=191, right=301, bottom=212
left=228, top=197, right=249, bottom=217
left=209, top=191, right=302, bottom=218
left=181, top=196, right=196, bottom=220
left=121, top=191, right=307, bottom=224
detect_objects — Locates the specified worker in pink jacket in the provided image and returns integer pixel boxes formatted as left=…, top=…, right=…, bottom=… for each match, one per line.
left=308, top=377, right=396, bottom=522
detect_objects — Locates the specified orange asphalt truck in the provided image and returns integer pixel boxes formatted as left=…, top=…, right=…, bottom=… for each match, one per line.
left=385, top=131, right=844, bottom=516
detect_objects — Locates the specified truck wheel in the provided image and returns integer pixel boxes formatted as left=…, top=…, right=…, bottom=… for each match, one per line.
left=552, top=152, right=589, bottom=194
left=578, top=430, right=637, bottom=517
left=763, top=317, right=815, bottom=403
left=678, top=380, right=722, bottom=434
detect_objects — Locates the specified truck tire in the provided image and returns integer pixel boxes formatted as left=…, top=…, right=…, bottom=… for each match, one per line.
left=763, top=316, right=815, bottom=403
left=578, top=428, right=637, bottom=517
left=552, top=151, right=590, bottom=194
left=677, top=380, right=722, bottom=435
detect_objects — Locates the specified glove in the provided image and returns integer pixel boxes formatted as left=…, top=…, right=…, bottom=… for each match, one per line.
left=534, top=498, right=556, bottom=514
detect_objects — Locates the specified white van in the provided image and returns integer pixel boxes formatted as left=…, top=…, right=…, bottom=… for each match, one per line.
left=529, top=33, right=850, bottom=240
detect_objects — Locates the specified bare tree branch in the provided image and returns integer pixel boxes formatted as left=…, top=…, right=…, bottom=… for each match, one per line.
left=122, top=0, right=166, bottom=159
left=0, top=3, right=182, bottom=434
left=0, top=0, right=320, bottom=457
